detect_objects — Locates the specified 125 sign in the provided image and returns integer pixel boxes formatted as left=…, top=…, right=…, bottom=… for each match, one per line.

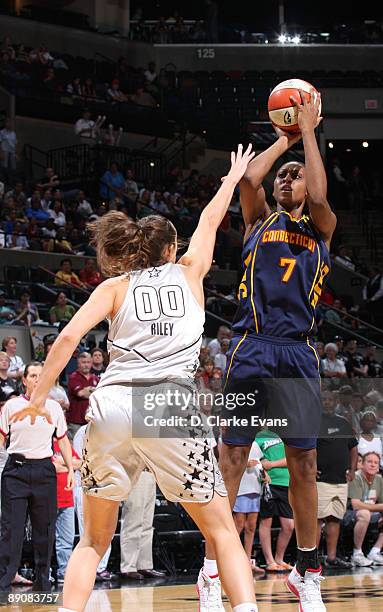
left=196, top=48, right=215, bottom=59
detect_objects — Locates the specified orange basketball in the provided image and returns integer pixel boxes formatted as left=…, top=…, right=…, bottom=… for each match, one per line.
left=268, top=79, right=321, bottom=134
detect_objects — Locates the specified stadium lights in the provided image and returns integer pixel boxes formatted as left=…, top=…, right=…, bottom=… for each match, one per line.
left=346, top=148, right=352, bottom=152
left=328, top=142, right=334, bottom=149
left=278, top=33, right=301, bottom=44
left=149, top=161, right=155, bottom=167
left=292, top=35, right=301, bottom=44
left=362, top=141, right=369, bottom=148
left=278, top=34, right=287, bottom=43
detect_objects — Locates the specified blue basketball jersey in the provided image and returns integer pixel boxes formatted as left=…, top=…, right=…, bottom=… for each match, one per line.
left=233, top=210, right=330, bottom=338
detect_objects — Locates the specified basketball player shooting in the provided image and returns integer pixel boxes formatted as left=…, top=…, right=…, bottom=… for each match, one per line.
left=11, top=145, right=260, bottom=612
left=199, top=91, right=336, bottom=611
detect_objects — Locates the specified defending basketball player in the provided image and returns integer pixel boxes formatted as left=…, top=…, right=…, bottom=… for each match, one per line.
left=11, top=145, right=259, bottom=612
left=200, top=91, right=336, bottom=611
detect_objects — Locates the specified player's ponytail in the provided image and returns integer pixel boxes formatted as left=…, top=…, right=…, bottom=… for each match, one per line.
left=88, top=211, right=177, bottom=277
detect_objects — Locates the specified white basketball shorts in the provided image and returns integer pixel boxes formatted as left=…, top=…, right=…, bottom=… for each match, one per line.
left=81, top=384, right=227, bottom=503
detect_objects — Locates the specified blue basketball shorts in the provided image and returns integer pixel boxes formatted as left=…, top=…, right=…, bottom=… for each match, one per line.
left=221, top=332, right=322, bottom=450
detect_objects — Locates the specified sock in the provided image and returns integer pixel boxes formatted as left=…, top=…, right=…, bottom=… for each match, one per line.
left=296, top=546, right=319, bottom=575
left=233, top=604, right=258, bottom=612
left=353, top=548, right=362, bottom=555
left=203, top=557, right=218, bottom=577
left=369, top=547, right=380, bottom=556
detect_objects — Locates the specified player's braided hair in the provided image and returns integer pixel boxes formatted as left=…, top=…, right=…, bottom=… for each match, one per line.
left=88, top=211, right=177, bottom=277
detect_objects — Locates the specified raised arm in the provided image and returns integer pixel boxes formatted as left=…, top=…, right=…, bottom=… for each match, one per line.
left=290, top=90, right=336, bottom=245
left=178, top=144, right=255, bottom=279
left=11, top=280, right=116, bottom=424
left=240, top=131, right=301, bottom=231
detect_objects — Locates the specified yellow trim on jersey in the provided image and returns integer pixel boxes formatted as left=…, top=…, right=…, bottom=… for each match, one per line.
left=278, top=210, right=310, bottom=223
left=307, top=242, right=322, bottom=334
left=250, top=212, right=279, bottom=333
left=224, top=330, right=248, bottom=389
left=307, top=338, right=320, bottom=371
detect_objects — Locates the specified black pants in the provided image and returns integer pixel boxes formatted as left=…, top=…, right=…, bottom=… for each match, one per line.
left=0, top=456, right=57, bottom=591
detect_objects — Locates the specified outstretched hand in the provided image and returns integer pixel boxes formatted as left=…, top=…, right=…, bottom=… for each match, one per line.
left=10, top=402, right=53, bottom=425
left=224, top=143, right=256, bottom=184
left=289, top=88, right=322, bottom=133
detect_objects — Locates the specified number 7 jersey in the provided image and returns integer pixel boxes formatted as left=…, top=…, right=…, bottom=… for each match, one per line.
left=233, top=210, right=330, bottom=338
left=98, top=262, right=205, bottom=386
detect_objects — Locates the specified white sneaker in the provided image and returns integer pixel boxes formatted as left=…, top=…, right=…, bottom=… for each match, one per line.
left=286, top=565, right=326, bottom=611
left=196, top=569, right=225, bottom=611
left=351, top=551, right=373, bottom=567
left=367, top=551, right=383, bottom=565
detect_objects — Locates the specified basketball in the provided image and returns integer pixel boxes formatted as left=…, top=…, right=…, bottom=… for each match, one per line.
left=268, top=79, right=321, bottom=133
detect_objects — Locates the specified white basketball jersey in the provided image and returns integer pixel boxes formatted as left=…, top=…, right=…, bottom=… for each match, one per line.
left=98, top=262, right=205, bottom=386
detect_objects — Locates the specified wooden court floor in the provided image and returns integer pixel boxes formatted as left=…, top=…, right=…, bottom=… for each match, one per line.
left=4, top=570, right=383, bottom=611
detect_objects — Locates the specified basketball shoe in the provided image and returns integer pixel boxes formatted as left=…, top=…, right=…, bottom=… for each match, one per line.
left=196, top=569, right=225, bottom=611
left=286, top=565, right=326, bottom=611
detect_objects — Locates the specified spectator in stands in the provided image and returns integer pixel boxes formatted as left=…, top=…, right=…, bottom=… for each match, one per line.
left=29, top=45, right=54, bottom=64
left=5, top=181, right=26, bottom=207
left=336, top=385, right=354, bottom=420
left=0, top=117, right=18, bottom=174
left=66, top=77, right=82, bottom=96
left=124, top=169, right=139, bottom=204
left=54, top=259, right=83, bottom=288
left=343, top=339, right=366, bottom=377
left=107, top=79, right=129, bottom=103
left=40, top=189, right=52, bottom=211
left=150, top=190, right=169, bottom=214
left=120, top=470, right=165, bottom=580
left=257, top=429, right=294, bottom=571
left=90, top=348, right=106, bottom=379
left=48, top=378, right=69, bottom=411
left=344, top=452, right=383, bottom=566
left=136, top=189, right=153, bottom=218
left=201, top=357, right=214, bottom=388
left=0, top=291, right=16, bottom=324
left=316, top=341, right=325, bottom=359
left=49, top=199, right=66, bottom=227
left=37, top=167, right=60, bottom=191
left=26, top=197, right=50, bottom=224
left=358, top=410, right=383, bottom=463
left=130, top=86, right=156, bottom=108
left=321, top=342, right=347, bottom=388
left=0, top=352, right=17, bottom=399
left=350, top=392, right=366, bottom=434
left=233, top=440, right=265, bottom=574
left=362, top=267, right=383, bottom=329
left=14, top=288, right=40, bottom=326
left=50, top=292, right=76, bottom=324
left=82, top=78, right=96, bottom=99
left=144, top=61, right=157, bottom=85
left=79, top=259, right=102, bottom=288
left=214, top=337, right=230, bottom=371
left=363, top=344, right=382, bottom=377
left=75, top=190, right=93, bottom=218
left=74, top=109, right=96, bottom=142
left=335, top=244, right=356, bottom=272
left=42, top=67, right=59, bottom=93
left=100, top=162, right=125, bottom=200
left=316, top=390, right=358, bottom=568
left=376, top=401, right=383, bottom=436
left=1, top=336, right=24, bottom=381
left=6, top=221, right=29, bottom=249
left=52, top=437, right=81, bottom=583
left=66, top=352, right=98, bottom=439
left=208, top=325, right=231, bottom=358
left=41, top=218, right=57, bottom=239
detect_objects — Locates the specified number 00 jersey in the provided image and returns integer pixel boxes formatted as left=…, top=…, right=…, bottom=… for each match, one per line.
left=98, top=262, right=205, bottom=386
left=233, top=210, right=330, bottom=338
